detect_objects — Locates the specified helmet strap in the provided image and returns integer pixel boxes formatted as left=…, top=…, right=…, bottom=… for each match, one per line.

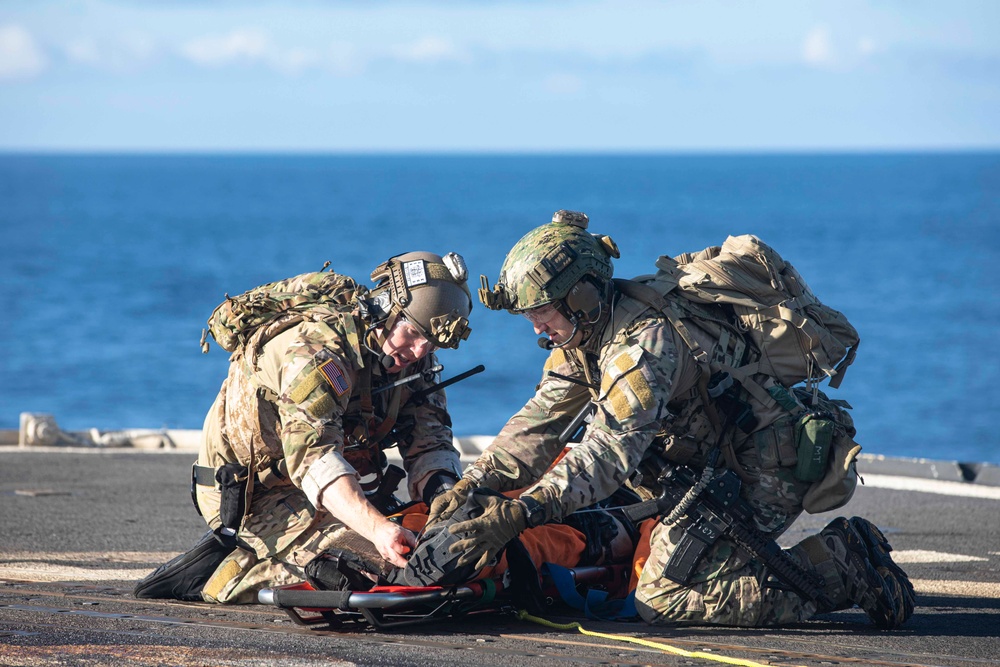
left=363, top=321, right=396, bottom=371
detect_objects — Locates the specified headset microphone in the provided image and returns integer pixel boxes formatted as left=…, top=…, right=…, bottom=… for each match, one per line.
left=536, top=316, right=580, bottom=351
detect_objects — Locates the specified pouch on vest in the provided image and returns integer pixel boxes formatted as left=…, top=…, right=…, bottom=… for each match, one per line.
left=215, top=463, right=251, bottom=531
left=793, top=412, right=835, bottom=482
left=802, top=431, right=862, bottom=514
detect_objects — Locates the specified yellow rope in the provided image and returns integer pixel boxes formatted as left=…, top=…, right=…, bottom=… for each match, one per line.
left=516, top=610, right=805, bottom=667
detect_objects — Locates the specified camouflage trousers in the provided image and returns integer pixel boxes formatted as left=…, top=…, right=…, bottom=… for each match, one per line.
left=195, top=480, right=350, bottom=604
left=634, top=460, right=833, bottom=627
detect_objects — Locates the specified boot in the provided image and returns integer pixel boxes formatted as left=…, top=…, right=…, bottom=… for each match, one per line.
left=133, top=530, right=236, bottom=601
left=809, top=517, right=906, bottom=629
left=305, top=530, right=392, bottom=592
left=849, top=516, right=916, bottom=625
left=387, top=488, right=504, bottom=587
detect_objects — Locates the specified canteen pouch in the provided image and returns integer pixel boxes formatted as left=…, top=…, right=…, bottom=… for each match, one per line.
left=793, top=412, right=835, bottom=482
left=802, top=430, right=861, bottom=514
left=215, top=463, right=251, bottom=531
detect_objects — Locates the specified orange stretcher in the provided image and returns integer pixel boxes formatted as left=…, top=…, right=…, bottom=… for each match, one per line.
left=258, top=562, right=631, bottom=630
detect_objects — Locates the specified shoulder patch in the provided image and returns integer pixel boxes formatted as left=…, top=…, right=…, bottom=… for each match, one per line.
left=600, top=345, right=657, bottom=422
left=319, top=359, right=351, bottom=397
left=542, top=347, right=570, bottom=373
left=289, top=370, right=324, bottom=405
left=308, top=392, right=336, bottom=419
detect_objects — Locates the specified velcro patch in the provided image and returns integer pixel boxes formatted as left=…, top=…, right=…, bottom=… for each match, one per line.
left=601, top=346, right=656, bottom=422
left=308, top=393, right=336, bottom=419
left=319, top=359, right=351, bottom=397
left=289, top=370, right=324, bottom=405
left=403, top=260, right=427, bottom=287
left=543, top=347, right=569, bottom=373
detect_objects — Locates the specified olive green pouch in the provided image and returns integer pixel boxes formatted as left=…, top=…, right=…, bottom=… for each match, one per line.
left=793, top=413, right=835, bottom=482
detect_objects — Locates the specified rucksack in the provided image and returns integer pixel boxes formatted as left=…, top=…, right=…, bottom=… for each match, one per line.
left=634, top=234, right=859, bottom=393
left=202, top=270, right=363, bottom=353
left=618, top=235, right=862, bottom=512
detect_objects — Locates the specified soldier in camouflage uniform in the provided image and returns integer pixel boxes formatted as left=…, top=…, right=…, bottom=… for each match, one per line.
left=427, top=212, right=915, bottom=628
left=135, top=251, right=474, bottom=604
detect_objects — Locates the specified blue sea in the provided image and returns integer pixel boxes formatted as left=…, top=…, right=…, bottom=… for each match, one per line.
left=2, top=154, right=998, bottom=464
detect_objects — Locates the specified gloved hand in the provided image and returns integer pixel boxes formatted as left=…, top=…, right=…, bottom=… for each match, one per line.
left=424, top=477, right=474, bottom=533
left=447, top=491, right=529, bottom=572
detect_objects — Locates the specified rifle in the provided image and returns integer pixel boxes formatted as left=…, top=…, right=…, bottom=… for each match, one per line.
left=621, top=465, right=831, bottom=608
left=407, top=364, right=485, bottom=405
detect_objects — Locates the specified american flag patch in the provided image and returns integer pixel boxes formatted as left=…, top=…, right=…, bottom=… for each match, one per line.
left=319, top=359, right=351, bottom=397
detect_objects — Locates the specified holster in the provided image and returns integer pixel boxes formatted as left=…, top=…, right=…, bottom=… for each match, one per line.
left=215, top=462, right=251, bottom=531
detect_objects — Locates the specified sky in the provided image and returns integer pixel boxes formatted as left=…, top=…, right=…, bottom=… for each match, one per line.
left=0, top=0, right=998, bottom=152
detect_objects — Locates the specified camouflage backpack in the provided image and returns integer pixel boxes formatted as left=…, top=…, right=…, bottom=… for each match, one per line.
left=202, top=269, right=364, bottom=354
left=622, top=235, right=862, bottom=513
left=633, top=234, right=860, bottom=393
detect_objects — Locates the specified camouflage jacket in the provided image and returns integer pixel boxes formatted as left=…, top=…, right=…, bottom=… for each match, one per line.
left=469, top=289, right=785, bottom=524
left=200, top=309, right=461, bottom=508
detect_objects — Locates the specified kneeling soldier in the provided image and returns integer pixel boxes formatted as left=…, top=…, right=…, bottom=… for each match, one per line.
left=135, top=251, right=473, bottom=603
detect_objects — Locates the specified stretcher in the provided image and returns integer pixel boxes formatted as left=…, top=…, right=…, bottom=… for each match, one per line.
left=258, top=563, right=631, bottom=630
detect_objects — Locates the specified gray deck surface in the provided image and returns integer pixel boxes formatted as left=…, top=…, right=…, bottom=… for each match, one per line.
left=1, top=449, right=998, bottom=667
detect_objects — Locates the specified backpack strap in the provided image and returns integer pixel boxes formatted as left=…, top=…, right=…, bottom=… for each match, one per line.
left=613, top=279, right=754, bottom=483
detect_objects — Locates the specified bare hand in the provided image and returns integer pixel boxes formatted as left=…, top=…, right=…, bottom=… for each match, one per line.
left=372, top=522, right=416, bottom=568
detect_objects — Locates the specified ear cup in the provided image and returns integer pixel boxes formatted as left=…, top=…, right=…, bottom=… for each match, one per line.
left=564, top=279, right=601, bottom=320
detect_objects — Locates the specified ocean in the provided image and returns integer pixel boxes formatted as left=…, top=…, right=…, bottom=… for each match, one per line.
left=2, top=153, right=998, bottom=464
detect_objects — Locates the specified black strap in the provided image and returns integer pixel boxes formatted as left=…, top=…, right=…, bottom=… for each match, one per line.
left=193, top=464, right=218, bottom=487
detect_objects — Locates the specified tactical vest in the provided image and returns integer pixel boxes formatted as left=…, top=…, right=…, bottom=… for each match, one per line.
left=206, top=274, right=412, bottom=491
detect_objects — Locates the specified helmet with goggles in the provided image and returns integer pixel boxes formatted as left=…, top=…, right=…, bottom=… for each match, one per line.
left=368, top=251, right=473, bottom=349
left=479, top=210, right=619, bottom=318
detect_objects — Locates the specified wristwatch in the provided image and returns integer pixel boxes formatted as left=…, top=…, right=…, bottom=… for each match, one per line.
left=519, top=494, right=547, bottom=528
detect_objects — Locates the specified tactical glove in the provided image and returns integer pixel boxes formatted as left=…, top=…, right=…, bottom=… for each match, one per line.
left=424, top=477, right=474, bottom=532
left=447, top=490, right=529, bottom=572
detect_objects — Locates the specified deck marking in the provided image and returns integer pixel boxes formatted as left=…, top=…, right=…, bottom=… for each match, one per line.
left=891, top=550, right=989, bottom=563
left=911, top=579, right=1000, bottom=598
left=0, top=551, right=179, bottom=582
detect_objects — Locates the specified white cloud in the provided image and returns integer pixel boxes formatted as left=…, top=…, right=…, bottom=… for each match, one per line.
left=802, top=26, right=834, bottom=67
left=391, top=37, right=467, bottom=64
left=0, top=24, right=47, bottom=80
left=180, top=29, right=271, bottom=67
left=858, top=36, right=879, bottom=57
left=267, top=47, right=320, bottom=76
left=179, top=28, right=322, bottom=75
left=178, top=30, right=473, bottom=75
left=65, top=37, right=101, bottom=66
left=64, top=33, right=157, bottom=72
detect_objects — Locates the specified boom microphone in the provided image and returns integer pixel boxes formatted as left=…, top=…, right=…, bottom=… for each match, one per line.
left=537, top=337, right=554, bottom=350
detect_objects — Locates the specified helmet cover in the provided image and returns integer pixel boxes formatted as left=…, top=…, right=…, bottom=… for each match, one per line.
left=479, top=210, right=619, bottom=313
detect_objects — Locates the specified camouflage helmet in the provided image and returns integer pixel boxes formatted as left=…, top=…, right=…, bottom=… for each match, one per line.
left=480, top=210, right=620, bottom=313
left=369, top=251, right=473, bottom=349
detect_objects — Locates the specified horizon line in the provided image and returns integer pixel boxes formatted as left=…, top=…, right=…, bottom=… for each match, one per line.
left=2, top=146, right=999, bottom=157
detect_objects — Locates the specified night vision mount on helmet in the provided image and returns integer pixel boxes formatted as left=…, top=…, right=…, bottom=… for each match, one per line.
left=368, top=251, right=473, bottom=350
left=479, top=210, right=619, bottom=349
